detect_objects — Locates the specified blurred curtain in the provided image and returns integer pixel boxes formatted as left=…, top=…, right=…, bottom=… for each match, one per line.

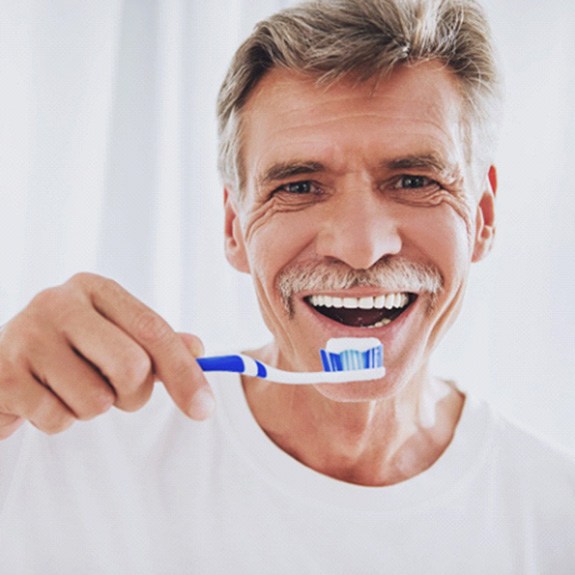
left=0, top=0, right=574, bottom=448
left=0, top=0, right=291, bottom=351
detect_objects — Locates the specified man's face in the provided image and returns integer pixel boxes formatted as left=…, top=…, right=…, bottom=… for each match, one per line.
left=224, top=61, right=495, bottom=401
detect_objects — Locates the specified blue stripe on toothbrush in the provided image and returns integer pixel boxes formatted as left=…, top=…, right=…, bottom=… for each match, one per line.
left=196, top=355, right=245, bottom=372
left=319, top=349, right=331, bottom=371
left=196, top=354, right=268, bottom=378
left=321, top=349, right=344, bottom=372
left=255, top=360, right=267, bottom=378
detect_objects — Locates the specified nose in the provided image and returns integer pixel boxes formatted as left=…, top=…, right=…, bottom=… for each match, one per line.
left=315, top=188, right=402, bottom=270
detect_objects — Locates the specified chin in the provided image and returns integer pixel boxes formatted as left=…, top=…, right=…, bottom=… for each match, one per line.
left=313, top=376, right=403, bottom=403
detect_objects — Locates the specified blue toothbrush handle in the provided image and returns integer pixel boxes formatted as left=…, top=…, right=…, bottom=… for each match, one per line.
left=196, top=354, right=268, bottom=378
left=197, top=355, right=245, bottom=372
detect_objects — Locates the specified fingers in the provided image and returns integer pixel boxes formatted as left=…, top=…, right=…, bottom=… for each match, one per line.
left=0, top=413, right=24, bottom=440
left=0, top=369, right=76, bottom=435
left=87, top=277, right=215, bottom=420
left=29, top=336, right=117, bottom=418
left=178, top=332, right=205, bottom=358
left=62, top=309, right=154, bottom=412
left=0, top=273, right=214, bottom=440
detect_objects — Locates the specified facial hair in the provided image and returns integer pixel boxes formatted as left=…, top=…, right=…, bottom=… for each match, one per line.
left=277, top=256, right=443, bottom=318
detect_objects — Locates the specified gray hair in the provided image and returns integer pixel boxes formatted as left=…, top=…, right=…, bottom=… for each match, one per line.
left=217, top=0, right=502, bottom=195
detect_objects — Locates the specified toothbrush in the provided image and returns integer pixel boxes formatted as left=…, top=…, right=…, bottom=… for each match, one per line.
left=196, top=337, right=384, bottom=384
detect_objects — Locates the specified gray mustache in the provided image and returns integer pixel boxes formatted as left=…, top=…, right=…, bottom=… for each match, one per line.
left=277, top=257, right=443, bottom=316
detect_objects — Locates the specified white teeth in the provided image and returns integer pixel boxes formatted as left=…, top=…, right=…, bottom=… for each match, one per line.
left=308, top=293, right=410, bottom=311
left=342, top=297, right=358, bottom=309
left=368, top=319, right=391, bottom=329
left=358, top=296, right=373, bottom=309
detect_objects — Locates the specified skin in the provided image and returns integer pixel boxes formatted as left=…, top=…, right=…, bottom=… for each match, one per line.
left=224, top=62, right=497, bottom=486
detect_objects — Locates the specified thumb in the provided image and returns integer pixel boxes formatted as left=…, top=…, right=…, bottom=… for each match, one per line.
left=173, top=332, right=215, bottom=421
left=177, top=332, right=206, bottom=358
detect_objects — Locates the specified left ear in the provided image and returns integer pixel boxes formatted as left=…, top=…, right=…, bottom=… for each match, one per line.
left=471, top=165, right=497, bottom=262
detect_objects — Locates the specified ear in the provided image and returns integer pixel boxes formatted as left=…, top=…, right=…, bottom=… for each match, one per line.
left=224, top=187, right=250, bottom=273
left=471, top=165, right=497, bottom=262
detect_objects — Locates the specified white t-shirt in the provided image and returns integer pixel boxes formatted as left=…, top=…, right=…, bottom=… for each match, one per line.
left=0, top=372, right=574, bottom=574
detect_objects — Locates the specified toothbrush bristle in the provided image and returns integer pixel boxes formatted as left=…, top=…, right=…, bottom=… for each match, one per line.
left=320, top=337, right=383, bottom=373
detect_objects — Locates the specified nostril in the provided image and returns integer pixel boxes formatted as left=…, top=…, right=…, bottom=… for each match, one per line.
left=315, top=220, right=402, bottom=270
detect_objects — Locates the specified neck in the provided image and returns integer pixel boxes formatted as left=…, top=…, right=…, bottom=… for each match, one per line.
left=241, top=348, right=464, bottom=486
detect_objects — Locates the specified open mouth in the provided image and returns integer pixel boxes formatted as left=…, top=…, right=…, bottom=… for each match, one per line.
left=304, top=292, right=416, bottom=329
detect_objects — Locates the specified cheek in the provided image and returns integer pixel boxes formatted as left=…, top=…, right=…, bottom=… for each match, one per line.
left=405, top=204, right=473, bottom=284
left=392, top=186, right=476, bottom=240
left=243, top=209, right=318, bottom=297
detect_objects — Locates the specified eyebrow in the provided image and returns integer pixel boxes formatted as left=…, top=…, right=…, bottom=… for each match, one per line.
left=257, top=153, right=460, bottom=188
left=257, top=161, right=325, bottom=188
left=384, top=153, right=460, bottom=180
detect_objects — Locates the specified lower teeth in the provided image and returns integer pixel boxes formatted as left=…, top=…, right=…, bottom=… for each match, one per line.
left=367, top=318, right=391, bottom=329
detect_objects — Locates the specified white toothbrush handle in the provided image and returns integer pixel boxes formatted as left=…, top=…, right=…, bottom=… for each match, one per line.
left=262, top=364, right=385, bottom=384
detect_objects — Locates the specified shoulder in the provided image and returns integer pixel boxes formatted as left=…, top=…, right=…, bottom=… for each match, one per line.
left=493, top=407, right=575, bottom=474
left=469, top=395, right=575, bottom=501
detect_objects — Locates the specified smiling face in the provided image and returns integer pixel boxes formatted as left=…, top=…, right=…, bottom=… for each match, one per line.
left=224, top=61, right=496, bottom=401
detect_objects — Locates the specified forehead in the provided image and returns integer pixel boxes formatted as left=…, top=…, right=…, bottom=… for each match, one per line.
left=240, top=62, right=466, bottom=187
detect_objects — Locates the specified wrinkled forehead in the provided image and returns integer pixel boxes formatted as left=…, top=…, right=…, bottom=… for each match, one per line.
left=239, top=63, right=469, bottom=191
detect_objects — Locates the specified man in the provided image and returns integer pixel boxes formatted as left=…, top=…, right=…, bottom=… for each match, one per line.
left=0, top=0, right=573, bottom=573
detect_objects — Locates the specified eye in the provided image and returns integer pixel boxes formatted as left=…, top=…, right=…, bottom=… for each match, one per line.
left=394, top=175, right=437, bottom=189
left=274, top=180, right=316, bottom=195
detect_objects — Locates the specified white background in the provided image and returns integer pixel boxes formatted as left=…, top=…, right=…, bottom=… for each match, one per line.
left=0, top=0, right=573, bottom=449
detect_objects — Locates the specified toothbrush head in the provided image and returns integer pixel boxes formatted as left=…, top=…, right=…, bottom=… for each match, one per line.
left=319, top=337, right=384, bottom=382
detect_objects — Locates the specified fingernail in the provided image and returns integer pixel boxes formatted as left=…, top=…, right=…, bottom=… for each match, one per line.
left=189, top=387, right=215, bottom=420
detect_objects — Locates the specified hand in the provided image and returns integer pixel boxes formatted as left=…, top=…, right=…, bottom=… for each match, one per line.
left=0, top=273, right=214, bottom=439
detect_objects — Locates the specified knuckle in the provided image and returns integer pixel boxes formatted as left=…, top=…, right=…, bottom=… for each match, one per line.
left=30, top=397, right=75, bottom=435
left=75, top=389, right=115, bottom=421
left=67, top=271, right=100, bottom=288
left=28, top=285, right=67, bottom=314
left=41, top=416, right=75, bottom=435
left=67, top=272, right=115, bottom=302
left=114, top=382, right=153, bottom=413
left=123, top=349, right=152, bottom=383
left=24, top=287, right=78, bottom=334
left=7, top=285, right=83, bottom=348
left=179, top=333, right=205, bottom=357
left=107, top=349, right=151, bottom=393
left=1, top=322, right=45, bottom=361
left=0, top=371, right=29, bottom=409
left=132, top=311, right=173, bottom=348
left=88, top=274, right=126, bottom=302
left=0, top=370, right=21, bottom=396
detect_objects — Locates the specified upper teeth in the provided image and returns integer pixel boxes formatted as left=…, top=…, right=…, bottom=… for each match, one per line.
left=308, top=293, right=409, bottom=310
